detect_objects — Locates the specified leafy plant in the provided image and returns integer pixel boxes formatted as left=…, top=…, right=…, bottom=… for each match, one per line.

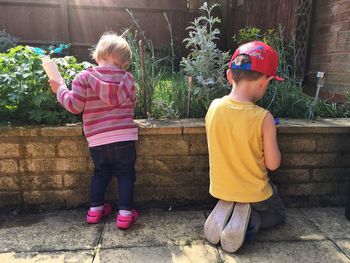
left=0, top=45, right=93, bottom=125
left=235, top=27, right=349, bottom=118
left=125, top=9, right=191, bottom=119
left=181, top=2, right=230, bottom=111
left=0, top=30, right=18, bottom=53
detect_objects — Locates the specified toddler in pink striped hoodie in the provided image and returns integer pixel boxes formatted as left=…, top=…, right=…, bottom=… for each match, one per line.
left=49, top=32, right=139, bottom=229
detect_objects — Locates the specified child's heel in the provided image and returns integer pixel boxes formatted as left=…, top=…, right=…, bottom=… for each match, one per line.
left=116, top=209, right=139, bottom=230
left=204, top=200, right=235, bottom=245
left=220, top=202, right=251, bottom=253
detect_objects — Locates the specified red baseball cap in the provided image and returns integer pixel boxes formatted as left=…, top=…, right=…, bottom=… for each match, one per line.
left=229, top=41, right=284, bottom=81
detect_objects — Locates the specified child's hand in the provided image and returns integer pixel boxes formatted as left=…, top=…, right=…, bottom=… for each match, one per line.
left=48, top=79, right=64, bottom=94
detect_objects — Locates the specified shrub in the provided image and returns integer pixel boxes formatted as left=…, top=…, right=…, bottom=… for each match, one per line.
left=0, top=30, right=18, bottom=53
left=0, top=45, right=93, bottom=125
left=181, top=2, right=230, bottom=112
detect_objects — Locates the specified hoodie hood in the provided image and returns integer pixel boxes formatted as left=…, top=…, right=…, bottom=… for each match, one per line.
left=85, top=66, right=135, bottom=107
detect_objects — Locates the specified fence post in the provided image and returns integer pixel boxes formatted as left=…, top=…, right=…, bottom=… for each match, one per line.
left=60, top=0, right=70, bottom=44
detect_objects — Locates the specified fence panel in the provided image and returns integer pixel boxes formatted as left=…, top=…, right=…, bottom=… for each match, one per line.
left=0, top=0, right=299, bottom=61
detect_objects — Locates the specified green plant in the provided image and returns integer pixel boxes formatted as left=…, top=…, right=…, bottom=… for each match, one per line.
left=125, top=29, right=189, bottom=119
left=235, top=27, right=349, bottom=119
left=151, top=73, right=188, bottom=119
left=0, top=30, right=18, bottom=53
left=125, top=9, right=191, bottom=119
left=0, top=45, right=93, bottom=125
left=181, top=2, right=230, bottom=111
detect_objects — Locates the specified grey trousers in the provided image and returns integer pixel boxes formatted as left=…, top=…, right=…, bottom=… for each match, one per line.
left=250, top=183, right=286, bottom=233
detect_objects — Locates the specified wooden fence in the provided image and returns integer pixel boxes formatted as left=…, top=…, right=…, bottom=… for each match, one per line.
left=0, top=0, right=299, bottom=61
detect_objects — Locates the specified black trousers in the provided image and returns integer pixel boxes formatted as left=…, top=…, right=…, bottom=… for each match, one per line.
left=89, top=141, right=136, bottom=210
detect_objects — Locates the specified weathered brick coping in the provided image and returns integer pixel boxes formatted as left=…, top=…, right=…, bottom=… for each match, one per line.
left=138, top=118, right=350, bottom=134
left=1, top=118, right=349, bottom=136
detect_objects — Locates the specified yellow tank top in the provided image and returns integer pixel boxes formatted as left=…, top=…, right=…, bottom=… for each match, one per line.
left=205, top=96, right=273, bottom=202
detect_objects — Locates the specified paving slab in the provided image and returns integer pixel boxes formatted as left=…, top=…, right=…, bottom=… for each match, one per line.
left=300, top=207, right=350, bottom=239
left=206, top=208, right=325, bottom=242
left=0, top=251, right=93, bottom=263
left=101, top=210, right=206, bottom=248
left=96, top=241, right=219, bottom=263
left=219, top=240, right=350, bottom=263
left=255, top=208, right=325, bottom=242
left=336, top=239, right=350, bottom=258
left=0, top=210, right=103, bottom=252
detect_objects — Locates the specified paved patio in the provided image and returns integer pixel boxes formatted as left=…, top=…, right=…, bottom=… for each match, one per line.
left=0, top=207, right=349, bottom=262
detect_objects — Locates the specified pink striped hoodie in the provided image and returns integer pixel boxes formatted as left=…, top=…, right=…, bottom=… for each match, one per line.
left=57, top=65, right=138, bottom=147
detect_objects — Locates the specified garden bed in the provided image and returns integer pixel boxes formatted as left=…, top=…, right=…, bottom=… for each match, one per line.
left=0, top=118, right=349, bottom=210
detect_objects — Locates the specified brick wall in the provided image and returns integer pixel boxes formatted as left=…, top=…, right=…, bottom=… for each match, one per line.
left=0, top=119, right=349, bottom=209
left=307, top=0, right=350, bottom=101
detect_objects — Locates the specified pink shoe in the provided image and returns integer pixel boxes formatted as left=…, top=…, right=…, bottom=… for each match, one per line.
left=87, top=203, right=112, bottom=224
left=116, top=209, right=139, bottom=229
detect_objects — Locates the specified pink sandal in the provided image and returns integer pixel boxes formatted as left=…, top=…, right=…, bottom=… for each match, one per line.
left=116, top=209, right=139, bottom=229
left=87, top=203, right=112, bottom=224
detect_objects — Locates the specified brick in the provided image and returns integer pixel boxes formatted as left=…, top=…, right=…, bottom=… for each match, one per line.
left=136, top=119, right=182, bottom=135
left=332, top=54, right=350, bottom=63
left=342, top=153, right=350, bottom=167
left=55, top=158, right=89, bottom=172
left=87, top=158, right=94, bottom=171
left=313, top=32, right=338, bottom=43
left=64, top=190, right=89, bottom=207
left=317, top=1, right=350, bottom=18
left=0, top=143, right=20, bottom=158
left=57, top=140, right=89, bottom=157
left=63, top=174, right=90, bottom=189
left=309, top=54, right=332, bottom=64
left=318, top=21, right=350, bottom=34
left=323, top=82, right=350, bottom=94
left=20, top=159, right=56, bottom=173
left=40, top=127, right=83, bottom=137
left=136, top=156, right=209, bottom=173
left=318, top=11, right=350, bottom=24
left=134, top=185, right=210, bottom=202
left=279, top=183, right=339, bottom=196
left=309, top=193, right=348, bottom=207
left=278, top=125, right=350, bottom=135
left=281, top=153, right=339, bottom=168
left=0, top=127, right=40, bottom=137
left=338, top=30, right=350, bottom=43
left=0, top=159, right=18, bottom=174
left=22, top=175, right=63, bottom=190
left=136, top=171, right=209, bottom=187
left=25, top=143, right=55, bottom=158
left=23, top=190, right=89, bottom=206
left=136, top=135, right=189, bottom=156
left=278, top=136, right=316, bottom=153
left=316, top=135, right=350, bottom=152
left=309, top=63, right=346, bottom=74
left=183, top=126, right=206, bottom=134
left=0, top=192, right=21, bottom=206
left=326, top=73, right=350, bottom=83
left=312, top=168, right=350, bottom=182
left=183, top=134, right=208, bottom=155
left=0, top=176, right=19, bottom=191
left=271, top=169, right=310, bottom=183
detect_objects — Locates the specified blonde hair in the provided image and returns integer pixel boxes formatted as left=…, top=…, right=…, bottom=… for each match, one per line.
left=92, top=32, right=132, bottom=70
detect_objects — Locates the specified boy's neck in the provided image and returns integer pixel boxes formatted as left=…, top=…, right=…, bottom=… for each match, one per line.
left=228, top=82, right=256, bottom=103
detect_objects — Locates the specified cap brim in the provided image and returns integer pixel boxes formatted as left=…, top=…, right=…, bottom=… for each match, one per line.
left=273, top=76, right=284, bottom=81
